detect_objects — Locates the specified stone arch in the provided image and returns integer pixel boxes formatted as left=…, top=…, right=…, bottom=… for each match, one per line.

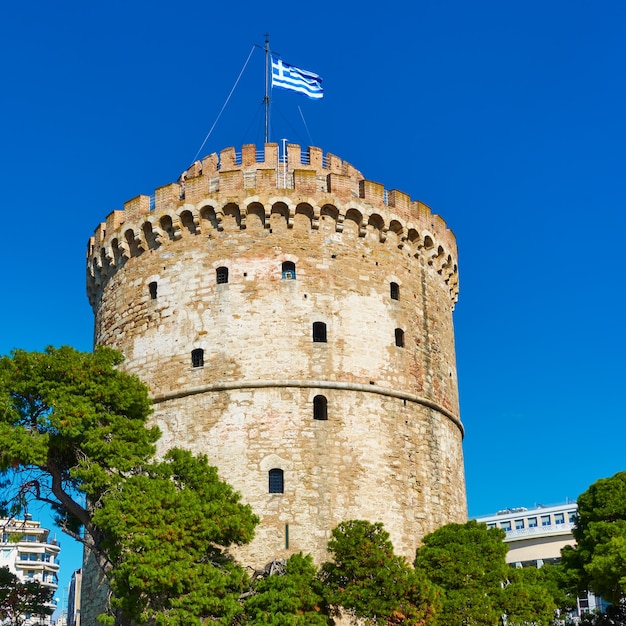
left=179, top=209, right=198, bottom=235
left=141, top=222, right=158, bottom=250
left=425, top=243, right=443, bottom=267
left=246, top=202, right=266, bottom=230
left=388, top=220, right=404, bottom=248
left=110, top=238, right=125, bottom=267
left=223, top=203, right=242, bottom=230
left=343, top=208, right=363, bottom=238
left=159, top=215, right=177, bottom=241
left=367, top=213, right=385, bottom=242
left=423, top=234, right=434, bottom=250
left=124, top=228, right=143, bottom=257
left=294, top=202, right=314, bottom=232
left=270, top=201, right=289, bottom=231
left=90, top=257, right=101, bottom=287
left=320, top=204, right=339, bottom=232
left=406, top=228, right=421, bottom=257
left=199, top=204, right=220, bottom=231
left=100, top=247, right=112, bottom=276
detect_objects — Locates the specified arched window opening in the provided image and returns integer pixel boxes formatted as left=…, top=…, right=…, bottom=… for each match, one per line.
left=282, top=261, right=296, bottom=280
left=395, top=328, right=405, bottom=348
left=269, top=468, right=284, bottom=494
left=390, top=282, right=399, bottom=301
left=216, top=266, right=229, bottom=284
left=149, top=281, right=158, bottom=300
left=191, top=348, right=204, bottom=368
left=312, top=322, right=327, bottom=343
left=313, top=395, right=328, bottom=420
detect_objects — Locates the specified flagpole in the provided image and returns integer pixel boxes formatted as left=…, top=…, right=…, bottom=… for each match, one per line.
left=264, top=33, right=270, bottom=144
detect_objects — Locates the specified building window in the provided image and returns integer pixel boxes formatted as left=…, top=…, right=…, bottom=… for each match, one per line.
left=313, top=322, right=327, bottom=343
left=541, top=515, right=551, bottom=527
left=269, top=469, right=284, bottom=494
left=515, top=519, right=525, bottom=530
left=282, top=261, right=296, bottom=280
left=500, top=521, right=512, bottom=531
left=395, top=328, right=405, bottom=347
left=486, top=523, right=496, bottom=529
left=390, top=282, right=399, bottom=300
left=554, top=513, right=565, bottom=525
left=148, top=281, right=157, bottom=299
left=191, top=349, right=204, bottom=368
left=216, top=266, right=229, bottom=284
left=528, top=517, right=538, bottom=528
left=313, top=395, right=328, bottom=420
left=569, top=512, right=577, bottom=524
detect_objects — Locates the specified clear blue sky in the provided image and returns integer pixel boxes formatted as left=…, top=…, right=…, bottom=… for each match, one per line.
left=2, top=0, right=625, bottom=608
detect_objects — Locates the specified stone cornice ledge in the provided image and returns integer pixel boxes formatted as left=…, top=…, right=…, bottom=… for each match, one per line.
left=151, top=379, right=464, bottom=436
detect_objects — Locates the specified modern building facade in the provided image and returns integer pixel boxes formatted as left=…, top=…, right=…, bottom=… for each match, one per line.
left=0, top=516, right=60, bottom=625
left=476, top=503, right=607, bottom=616
left=66, top=568, right=82, bottom=626
left=85, top=143, right=467, bottom=569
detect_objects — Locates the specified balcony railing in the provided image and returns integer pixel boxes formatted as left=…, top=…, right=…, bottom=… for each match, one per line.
left=504, top=522, right=575, bottom=539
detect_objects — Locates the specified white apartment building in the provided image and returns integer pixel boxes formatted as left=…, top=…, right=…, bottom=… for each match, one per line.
left=66, top=568, right=82, bottom=626
left=0, top=515, right=60, bottom=625
left=476, top=502, right=606, bottom=616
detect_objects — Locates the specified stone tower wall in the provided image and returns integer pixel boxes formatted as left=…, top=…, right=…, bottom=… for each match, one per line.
left=86, top=143, right=466, bottom=567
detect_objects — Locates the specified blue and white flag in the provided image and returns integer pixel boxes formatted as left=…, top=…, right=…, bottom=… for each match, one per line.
left=271, top=56, right=324, bottom=100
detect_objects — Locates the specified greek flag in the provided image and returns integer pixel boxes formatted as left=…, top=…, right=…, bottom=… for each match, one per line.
left=271, top=56, right=323, bottom=100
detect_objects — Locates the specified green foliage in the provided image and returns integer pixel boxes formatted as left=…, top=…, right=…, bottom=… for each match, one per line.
left=0, top=346, right=158, bottom=534
left=93, top=448, right=259, bottom=625
left=502, top=566, right=559, bottom=625
left=561, top=472, right=626, bottom=604
left=0, top=347, right=261, bottom=625
left=321, top=520, right=439, bottom=625
left=243, top=553, right=331, bottom=625
left=415, top=520, right=508, bottom=626
left=0, top=566, right=54, bottom=626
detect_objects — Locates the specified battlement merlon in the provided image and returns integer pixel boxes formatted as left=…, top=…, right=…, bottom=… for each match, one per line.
left=86, top=143, right=457, bottom=263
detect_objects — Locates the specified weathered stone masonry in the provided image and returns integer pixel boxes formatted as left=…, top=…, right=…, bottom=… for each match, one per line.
left=86, top=142, right=467, bottom=567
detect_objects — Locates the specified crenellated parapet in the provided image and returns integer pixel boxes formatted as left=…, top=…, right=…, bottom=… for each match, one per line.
left=86, top=143, right=458, bottom=307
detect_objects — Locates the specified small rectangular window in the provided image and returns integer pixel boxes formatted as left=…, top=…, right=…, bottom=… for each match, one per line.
left=191, top=349, right=204, bottom=368
left=390, top=282, right=399, bottom=300
left=541, top=515, right=551, bottom=527
left=216, top=267, right=229, bottom=284
left=282, top=261, right=296, bottom=280
left=500, top=521, right=511, bottom=531
left=569, top=512, right=577, bottom=524
left=554, top=513, right=565, bottom=525
left=313, top=395, right=328, bottom=420
left=528, top=517, right=538, bottom=528
left=395, top=328, right=405, bottom=347
left=269, top=469, right=284, bottom=494
left=515, top=519, right=525, bottom=530
left=313, top=322, right=327, bottom=343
